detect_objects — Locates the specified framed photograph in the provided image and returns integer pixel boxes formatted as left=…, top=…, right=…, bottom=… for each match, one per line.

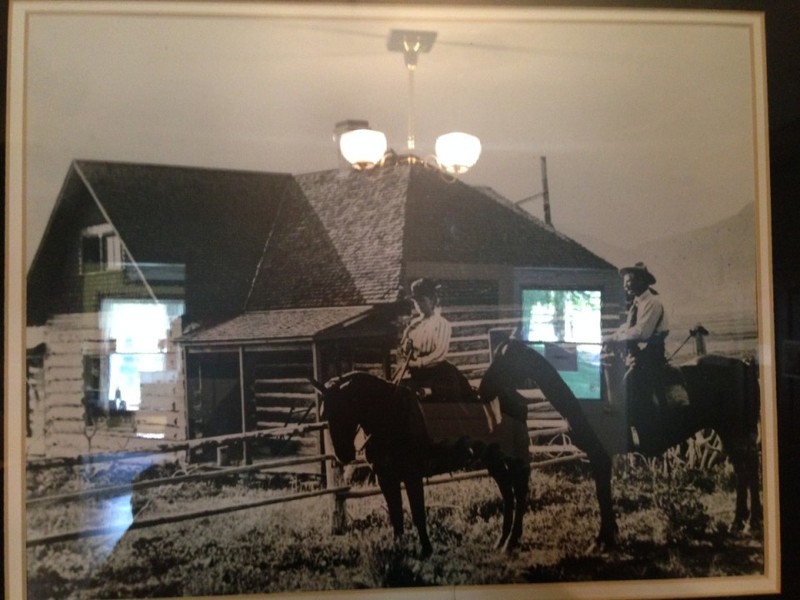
left=5, top=1, right=778, bottom=599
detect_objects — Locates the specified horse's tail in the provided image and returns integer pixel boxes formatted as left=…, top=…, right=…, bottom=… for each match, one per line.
left=742, top=357, right=761, bottom=434
left=696, top=353, right=761, bottom=436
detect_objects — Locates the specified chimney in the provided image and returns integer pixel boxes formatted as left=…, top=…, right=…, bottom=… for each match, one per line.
left=333, top=119, right=370, bottom=173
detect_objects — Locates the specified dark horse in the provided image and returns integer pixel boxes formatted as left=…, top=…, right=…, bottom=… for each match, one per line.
left=313, top=371, right=530, bottom=557
left=480, top=339, right=762, bottom=549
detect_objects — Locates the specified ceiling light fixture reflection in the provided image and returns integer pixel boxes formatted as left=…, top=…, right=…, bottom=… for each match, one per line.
left=337, top=29, right=481, bottom=176
left=338, top=128, right=388, bottom=169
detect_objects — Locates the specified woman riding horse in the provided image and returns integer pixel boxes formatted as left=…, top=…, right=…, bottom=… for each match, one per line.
left=398, top=278, right=474, bottom=403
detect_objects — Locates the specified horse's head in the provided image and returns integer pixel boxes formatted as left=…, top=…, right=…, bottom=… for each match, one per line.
left=311, top=374, right=361, bottom=464
left=479, top=339, right=532, bottom=401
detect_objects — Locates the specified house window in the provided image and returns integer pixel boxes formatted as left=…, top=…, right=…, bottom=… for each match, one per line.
left=100, top=299, right=185, bottom=410
left=521, top=288, right=603, bottom=400
left=82, top=354, right=110, bottom=420
left=81, top=224, right=125, bottom=273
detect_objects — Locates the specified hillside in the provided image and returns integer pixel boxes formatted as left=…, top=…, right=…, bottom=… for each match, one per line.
left=562, top=203, right=757, bottom=322
left=628, top=203, right=757, bottom=320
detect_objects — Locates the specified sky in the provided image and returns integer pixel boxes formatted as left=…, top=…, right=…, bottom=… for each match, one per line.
left=19, top=4, right=759, bottom=269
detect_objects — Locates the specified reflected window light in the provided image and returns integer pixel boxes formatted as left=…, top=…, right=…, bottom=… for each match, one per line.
left=136, top=432, right=166, bottom=440
left=100, top=299, right=184, bottom=410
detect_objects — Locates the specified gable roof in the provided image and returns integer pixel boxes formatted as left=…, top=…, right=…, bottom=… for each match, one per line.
left=78, top=161, right=300, bottom=318
left=28, top=160, right=298, bottom=321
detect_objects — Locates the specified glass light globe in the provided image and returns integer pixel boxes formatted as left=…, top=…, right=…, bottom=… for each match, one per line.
left=339, top=129, right=388, bottom=169
left=435, top=132, right=481, bottom=174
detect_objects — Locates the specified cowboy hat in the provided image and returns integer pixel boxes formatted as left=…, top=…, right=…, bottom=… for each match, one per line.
left=619, top=262, right=656, bottom=286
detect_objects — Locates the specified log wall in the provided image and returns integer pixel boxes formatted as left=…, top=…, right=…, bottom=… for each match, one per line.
left=136, top=317, right=186, bottom=440
left=28, top=312, right=186, bottom=458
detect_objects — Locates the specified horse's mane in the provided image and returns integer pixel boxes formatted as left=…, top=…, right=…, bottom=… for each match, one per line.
left=338, top=370, right=394, bottom=389
left=334, top=371, right=418, bottom=403
left=490, top=338, right=532, bottom=365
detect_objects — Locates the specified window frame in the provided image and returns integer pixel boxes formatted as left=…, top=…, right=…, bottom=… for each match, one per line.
left=79, top=223, right=126, bottom=274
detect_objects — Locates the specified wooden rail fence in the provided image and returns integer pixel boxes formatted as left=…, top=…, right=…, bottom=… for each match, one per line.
left=27, top=312, right=590, bottom=546
left=25, top=397, right=581, bottom=547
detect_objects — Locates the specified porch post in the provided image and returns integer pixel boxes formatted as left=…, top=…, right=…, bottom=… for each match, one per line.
left=313, top=340, right=347, bottom=534
left=238, top=346, right=250, bottom=465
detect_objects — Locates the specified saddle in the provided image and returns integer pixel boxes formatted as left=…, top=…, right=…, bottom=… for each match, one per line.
left=626, top=362, right=689, bottom=414
left=408, top=360, right=479, bottom=404
left=628, top=364, right=691, bottom=452
left=661, top=364, right=690, bottom=408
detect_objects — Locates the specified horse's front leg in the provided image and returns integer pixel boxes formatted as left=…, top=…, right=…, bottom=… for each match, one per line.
left=487, top=455, right=514, bottom=550
left=376, top=471, right=405, bottom=540
left=589, top=451, right=617, bottom=550
left=403, top=470, right=433, bottom=558
left=569, top=423, right=616, bottom=550
left=505, top=458, right=530, bottom=552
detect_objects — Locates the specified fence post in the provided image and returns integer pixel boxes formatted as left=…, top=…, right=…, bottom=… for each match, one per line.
left=324, top=427, right=347, bottom=534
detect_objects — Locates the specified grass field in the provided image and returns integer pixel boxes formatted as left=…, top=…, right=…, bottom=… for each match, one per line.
left=25, top=455, right=764, bottom=599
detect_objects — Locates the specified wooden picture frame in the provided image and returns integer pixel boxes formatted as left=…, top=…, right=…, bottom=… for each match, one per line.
left=5, top=1, right=778, bottom=598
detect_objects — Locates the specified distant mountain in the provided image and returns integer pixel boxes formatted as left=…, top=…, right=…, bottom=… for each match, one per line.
left=561, top=203, right=757, bottom=321
left=552, top=227, right=629, bottom=269
left=629, top=203, right=757, bottom=319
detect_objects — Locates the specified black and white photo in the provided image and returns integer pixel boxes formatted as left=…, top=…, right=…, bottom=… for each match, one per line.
left=4, top=2, right=778, bottom=599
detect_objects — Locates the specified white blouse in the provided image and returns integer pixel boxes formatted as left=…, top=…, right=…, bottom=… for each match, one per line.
left=401, top=308, right=452, bottom=368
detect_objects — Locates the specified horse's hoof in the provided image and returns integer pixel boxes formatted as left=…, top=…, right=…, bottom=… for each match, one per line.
left=587, top=541, right=609, bottom=554
left=588, top=535, right=617, bottom=554
left=494, top=534, right=509, bottom=550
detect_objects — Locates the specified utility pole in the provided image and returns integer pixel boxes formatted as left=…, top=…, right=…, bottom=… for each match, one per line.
left=540, top=156, right=551, bottom=226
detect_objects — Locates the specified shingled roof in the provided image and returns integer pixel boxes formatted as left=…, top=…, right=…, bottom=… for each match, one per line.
left=246, top=164, right=614, bottom=310
left=403, top=166, right=614, bottom=268
left=28, top=160, right=615, bottom=327
left=243, top=167, right=411, bottom=310
left=178, top=306, right=374, bottom=345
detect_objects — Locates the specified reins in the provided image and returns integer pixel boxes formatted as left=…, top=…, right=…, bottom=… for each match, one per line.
left=392, top=351, right=413, bottom=385
left=666, top=331, right=693, bottom=362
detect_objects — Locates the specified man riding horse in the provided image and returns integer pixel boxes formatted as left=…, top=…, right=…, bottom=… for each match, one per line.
left=602, top=262, right=672, bottom=444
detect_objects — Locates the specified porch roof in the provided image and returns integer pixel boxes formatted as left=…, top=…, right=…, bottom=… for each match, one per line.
left=179, top=306, right=375, bottom=345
